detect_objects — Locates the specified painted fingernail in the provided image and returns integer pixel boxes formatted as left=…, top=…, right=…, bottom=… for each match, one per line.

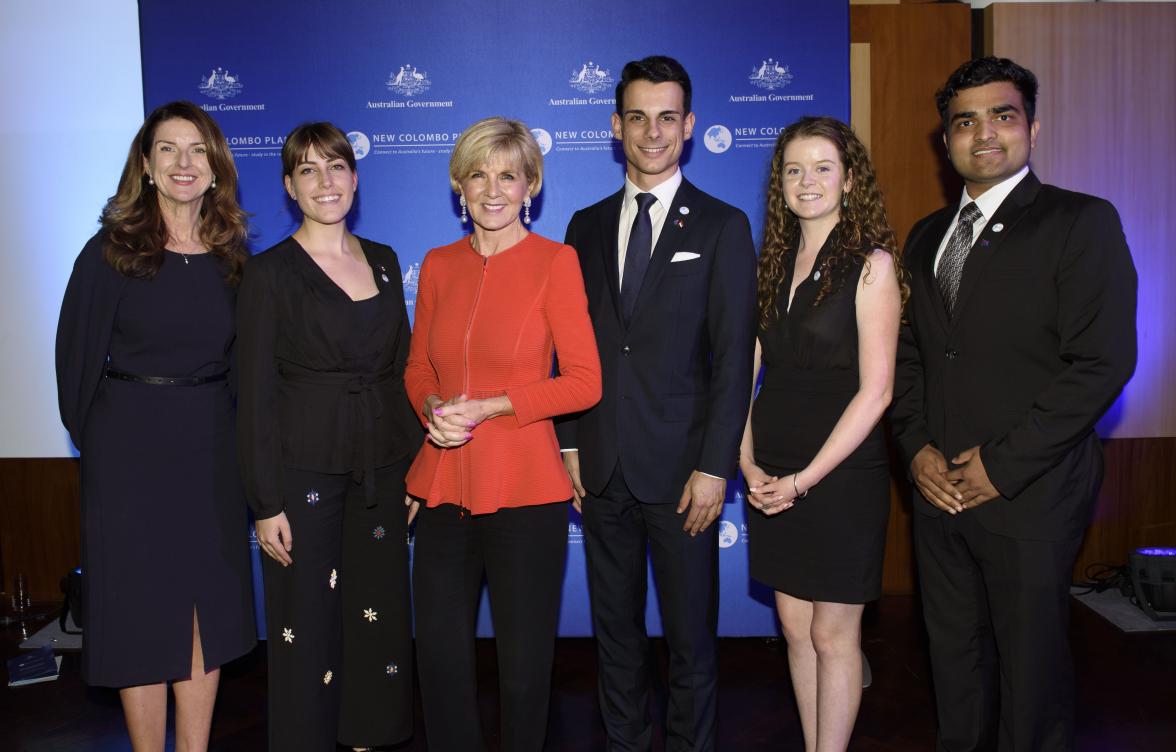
left=433, top=408, right=442, bottom=415
left=465, top=432, right=473, bottom=439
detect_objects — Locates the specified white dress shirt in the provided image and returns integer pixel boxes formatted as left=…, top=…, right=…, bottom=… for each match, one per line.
left=616, top=169, right=683, bottom=286
left=933, top=165, right=1029, bottom=273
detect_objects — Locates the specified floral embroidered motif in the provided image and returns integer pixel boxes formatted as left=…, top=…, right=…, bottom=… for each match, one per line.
left=386, top=662, right=398, bottom=676
left=363, top=608, right=378, bottom=623
left=282, top=627, right=294, bottom=643
left=306, top=490, right=320, bottom=505
left=329, top=569, right=338, bottom=589
left=323, top=670, right=333, bottom=685
left=372, top=525, right=386, bottom=540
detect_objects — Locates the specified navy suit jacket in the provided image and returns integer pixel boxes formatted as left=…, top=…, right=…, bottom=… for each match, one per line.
left=557, top=179, right=757, bottom=503
left=890, top=172, right=1137, bottom=541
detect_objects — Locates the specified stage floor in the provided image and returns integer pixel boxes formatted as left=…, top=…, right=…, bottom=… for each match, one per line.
left=3, top=594, right=1174, bottom=750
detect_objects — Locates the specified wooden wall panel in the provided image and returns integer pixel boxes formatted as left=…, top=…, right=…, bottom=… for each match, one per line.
left=0, top=458, right=80, bottom=602
left=851, top=1, right=971, bottom=593
left=850, top=2, right=972, bottom=250
left=986, top=3, right=1176, bottom=441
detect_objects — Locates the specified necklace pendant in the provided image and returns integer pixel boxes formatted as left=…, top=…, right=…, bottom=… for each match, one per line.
left=183, top=254, right=189, bottom=265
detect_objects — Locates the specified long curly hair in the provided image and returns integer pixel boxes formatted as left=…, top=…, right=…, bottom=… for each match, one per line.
left=757, top=116, right=908, bottom=329
left=99, top=101, right=248, bottom=283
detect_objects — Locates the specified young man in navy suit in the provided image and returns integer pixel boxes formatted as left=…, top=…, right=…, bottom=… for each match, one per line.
left=558, top=55, right=756, bottom=751
left=890, top=57, right=1137, bottom=751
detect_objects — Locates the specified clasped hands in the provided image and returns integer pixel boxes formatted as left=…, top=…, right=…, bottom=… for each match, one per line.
left=910, top=443, right=1000, bottom=514
left=424, top=393, right=509, bottom=448
left=741, top=459, right=800, bottom=516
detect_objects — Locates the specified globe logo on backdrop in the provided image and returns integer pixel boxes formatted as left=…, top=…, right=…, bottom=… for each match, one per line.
left=704, top=125, right=732, bottom=154
left=347, top=131, right=370, bottom=160
left=198, top=67, right=243, bottom=100
left=717, top=520, right=739, bottom=549
left=530, top=128, right=553, bottom=155
left=749, top=57, right=794, bottom=91
left=569, top=61, right=613, bottom=94
left=387, top=64, right=432, bottom=96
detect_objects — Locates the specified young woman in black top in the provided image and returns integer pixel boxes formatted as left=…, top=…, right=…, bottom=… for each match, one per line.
left=236, top=122, right=419, bottom=751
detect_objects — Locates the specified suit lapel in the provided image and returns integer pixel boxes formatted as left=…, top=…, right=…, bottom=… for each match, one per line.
left=916, top=208, right=955, bottom=332
left=598, top=189, right=625, bottom=326
left=630, top=179, right=697, bottom=323
left=951, top=172, right=1041, bottom=322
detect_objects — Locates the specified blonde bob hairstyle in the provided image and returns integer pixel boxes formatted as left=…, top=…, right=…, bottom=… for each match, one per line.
left=449, top=116, right=543, bottom=197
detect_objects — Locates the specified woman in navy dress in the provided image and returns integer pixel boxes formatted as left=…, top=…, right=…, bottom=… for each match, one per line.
left=56, top=101, right=255, bottom=750
left=739, top=116, right=906, bottom=751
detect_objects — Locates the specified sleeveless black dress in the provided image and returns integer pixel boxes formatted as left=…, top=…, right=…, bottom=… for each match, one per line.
left=80, top=250, right=255, bottom=686
left=748, top=238, right=890, bottom=604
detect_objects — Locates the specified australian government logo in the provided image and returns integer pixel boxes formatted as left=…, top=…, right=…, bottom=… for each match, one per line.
left=369, top=63, right=453, bottom=110
left=197, top=67, right=265, bottom=111
left=401, top=262, right=420, bottom=312
left=730, top=57, right=813, bottom=104
left=550, top=60, right=615, bottom=106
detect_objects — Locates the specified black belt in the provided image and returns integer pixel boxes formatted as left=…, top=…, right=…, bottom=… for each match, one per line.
left=105, top=368, right=227, bottom=387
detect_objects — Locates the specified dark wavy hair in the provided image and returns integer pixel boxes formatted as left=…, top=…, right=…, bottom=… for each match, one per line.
left=99, top=101, right=248, bottom=283
left=935, top=57, right=1038, bottom=130
left=757, top=116, right=908, bottom=329
left=615, top=55, right=692, bottom=115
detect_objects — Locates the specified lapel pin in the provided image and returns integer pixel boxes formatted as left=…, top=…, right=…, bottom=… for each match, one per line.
left=679, top=206, right=690, bottom=215
left=992, top=223, right=1004, bottom=232
left=674, top=218, right=686, bottom=228
left=980, top=239, right=990, bottom=247
left=378, top=265, right=390, bottom=283
left=813, top=270, right=821, bottom=281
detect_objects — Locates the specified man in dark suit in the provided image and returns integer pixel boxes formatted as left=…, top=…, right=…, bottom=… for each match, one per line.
left=890, top=57, right=1137, bottom=751
left=558, top=56, right=756, bottom=751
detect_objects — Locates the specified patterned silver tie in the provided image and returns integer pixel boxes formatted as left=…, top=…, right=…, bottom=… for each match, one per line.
left=936, top=202, right=983, bottom=316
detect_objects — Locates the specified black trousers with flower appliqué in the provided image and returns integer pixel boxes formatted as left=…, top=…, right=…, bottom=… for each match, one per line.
left=261, top=460, right=413, bottom=751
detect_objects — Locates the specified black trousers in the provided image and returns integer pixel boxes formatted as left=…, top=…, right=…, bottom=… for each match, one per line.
left=914, top=507, right=1083, bottom=752
left=413, top=501, right=569, bottom=752
left=261, top=462, right=413, bottom=751
left=582, top=467, right=718, bottom=752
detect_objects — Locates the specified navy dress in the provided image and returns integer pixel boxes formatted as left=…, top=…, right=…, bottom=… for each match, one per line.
left=75, top=248, right=255, bottom=686
left=748, top=237, right=890, bottom=604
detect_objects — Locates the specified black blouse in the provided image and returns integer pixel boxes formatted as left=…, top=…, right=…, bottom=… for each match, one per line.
left=236, top=236, right=420, bottom=519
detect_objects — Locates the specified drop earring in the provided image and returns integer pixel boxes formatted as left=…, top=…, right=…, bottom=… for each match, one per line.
left=211, top=176, right=217, bottom=190
left=523, top=196, right=532, bottom=225
left=842, top=195, right=848, bottom=208
left=459, top=194, right=468, bottom=224
left=147, top=175, right=154, bottom=186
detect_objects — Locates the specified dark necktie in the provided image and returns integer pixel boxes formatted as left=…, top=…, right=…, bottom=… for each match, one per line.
left=621, top=192, right=657, bottom=323
left=936, top=202, right=983, bottom=316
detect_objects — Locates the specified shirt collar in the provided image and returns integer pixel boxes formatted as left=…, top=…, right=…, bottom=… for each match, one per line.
left=624, top=168, right=683, bottom=210
left=960, top=165, right=1029, bottom=220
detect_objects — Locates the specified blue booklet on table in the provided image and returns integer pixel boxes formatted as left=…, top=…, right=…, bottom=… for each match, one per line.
left=7, top=645, right=61, bottom=687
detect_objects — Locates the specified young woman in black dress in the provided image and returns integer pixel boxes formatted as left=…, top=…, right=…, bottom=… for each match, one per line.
left=236, top=122, right=419, bottom=751
left=739, top=116, right=907, bottom=751
left=56, top=101, right=255, bottom=750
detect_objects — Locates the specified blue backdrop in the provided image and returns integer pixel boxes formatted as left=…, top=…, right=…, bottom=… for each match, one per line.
left=138, top=0, right=849, bottom=637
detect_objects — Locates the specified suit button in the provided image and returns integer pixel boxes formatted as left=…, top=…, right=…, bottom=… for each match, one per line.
left=945, top=349, right=959, bottom=360
left=622, top=346, right=631, bottom=355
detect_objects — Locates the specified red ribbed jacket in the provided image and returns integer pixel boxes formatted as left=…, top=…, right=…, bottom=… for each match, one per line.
left=404, top=233, right=601, bottom=514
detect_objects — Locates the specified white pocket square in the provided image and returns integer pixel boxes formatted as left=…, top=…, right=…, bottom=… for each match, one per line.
left=671, top=251, right=701, bottom=262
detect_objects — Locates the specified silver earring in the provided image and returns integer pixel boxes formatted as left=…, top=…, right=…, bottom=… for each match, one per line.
left=523, top=196, right=532, bottom=225
left=211, top=176, right=217, bottom=190
left=147, top=176, right=154, bottom=186
left=459, top=194, right=468, bottom=224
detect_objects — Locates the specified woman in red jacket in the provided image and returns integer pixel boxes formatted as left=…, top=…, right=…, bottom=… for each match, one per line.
left=404, top=116, right=601, bottom=752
